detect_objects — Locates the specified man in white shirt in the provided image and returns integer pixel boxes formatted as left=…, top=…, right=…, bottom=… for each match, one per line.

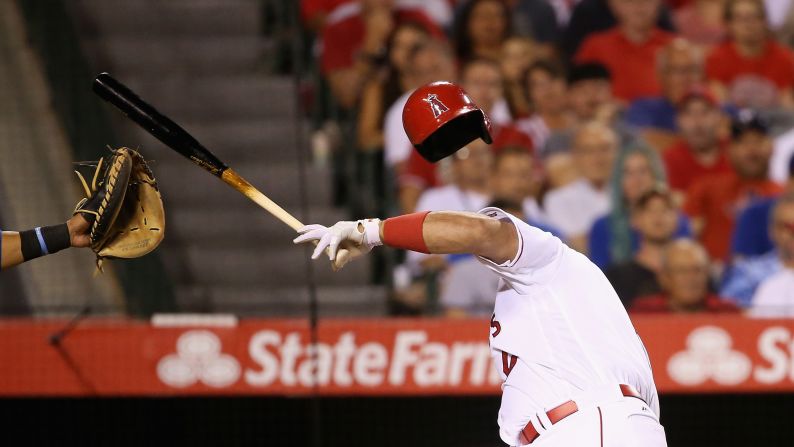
left=769, top=126, right=794, bottom=185
left=295, top=82, right=666, bottom=446
left=749, top=192, right=794, bottom=318
left=414, top=139, right=492, bottom=214
left=409, top=139, right=492, bottom=273
left=544, top=121, right=617, bottom=252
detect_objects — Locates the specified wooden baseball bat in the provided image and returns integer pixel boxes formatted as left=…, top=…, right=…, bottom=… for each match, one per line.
left=92, top=72, right=303, bottom=231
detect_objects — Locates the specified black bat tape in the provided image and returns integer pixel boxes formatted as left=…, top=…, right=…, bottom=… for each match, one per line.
left=92, top=72, right=229, bottom=177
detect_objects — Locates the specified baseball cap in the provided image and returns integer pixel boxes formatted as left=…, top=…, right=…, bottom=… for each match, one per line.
left=677, top=87, right=718, bottom=109
left=730, top=109, right=769, bottom=138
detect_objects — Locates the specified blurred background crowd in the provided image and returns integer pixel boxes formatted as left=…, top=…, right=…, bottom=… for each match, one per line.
left=304, top=0, right=794, bottom=318
left=2, top=0, right=794, bottom=322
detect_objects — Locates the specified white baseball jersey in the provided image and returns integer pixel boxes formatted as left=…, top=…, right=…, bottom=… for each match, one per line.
left=476, top=207, right=660, bottom=445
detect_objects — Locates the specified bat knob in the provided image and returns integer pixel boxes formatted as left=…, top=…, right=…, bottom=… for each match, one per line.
left=332, top=248, right=353, bottom=272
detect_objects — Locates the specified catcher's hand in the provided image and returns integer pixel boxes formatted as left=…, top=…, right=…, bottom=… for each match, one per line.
left=66, top=214, right=91, bottom=248
left=73, top=147, right=165, bottom=268
left=293, top=219, right=382, bottom=270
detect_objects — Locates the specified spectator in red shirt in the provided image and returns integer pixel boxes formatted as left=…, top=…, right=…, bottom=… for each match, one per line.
left=302, top=0, right=353, bottom=32
left=321, top=0, right=443, bottom=108
left=672, top=0, right=728, bottom=48
left=663, top=88, right=732, bottom=199
left=453, top=0, right=511, bottom=63
left=631, top=239, right=741, bottom=313
left=705, top=0, right=794, bottom=109
left=684, top=110, right=783, bottom=262
left=574, top=0, right=676, bottom=103
left=561, top=0, right=676, bottom=58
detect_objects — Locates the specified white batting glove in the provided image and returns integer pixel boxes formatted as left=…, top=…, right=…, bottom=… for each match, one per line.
left=293, top=219, right=382, bottom=269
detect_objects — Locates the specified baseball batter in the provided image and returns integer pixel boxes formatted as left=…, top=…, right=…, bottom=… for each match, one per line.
left=294, top=82, right=667, bottom=446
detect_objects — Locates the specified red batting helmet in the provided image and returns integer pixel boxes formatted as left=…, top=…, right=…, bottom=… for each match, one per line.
left=402, top=81, right=493, bottom=162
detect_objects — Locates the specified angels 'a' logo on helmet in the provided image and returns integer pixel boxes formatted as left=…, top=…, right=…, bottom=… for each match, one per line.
left=422, top=93, right=449, bottom=118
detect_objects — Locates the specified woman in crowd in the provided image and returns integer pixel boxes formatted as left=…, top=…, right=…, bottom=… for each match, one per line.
left=453, top=0, right=511, bottom=63
left=589, top=143, right=691, bottom=269
left=500, top=36, right=537, bottom=119
left=357, top=22, right=431, bottom=152
left=516, top=60, right=574, bottom=151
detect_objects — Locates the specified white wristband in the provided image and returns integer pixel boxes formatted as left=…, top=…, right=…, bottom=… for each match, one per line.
left=358, top=219, right=383, bottom=249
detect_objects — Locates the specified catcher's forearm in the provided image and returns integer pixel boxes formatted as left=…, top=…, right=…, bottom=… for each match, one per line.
left=379, top=211, right=518, bottom=265
left=0, top=232, right=23, bottom=270
left=0, top=224, right=72, bottom=271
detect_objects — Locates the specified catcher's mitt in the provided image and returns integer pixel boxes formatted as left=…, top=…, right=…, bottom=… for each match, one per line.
left=74, top=147, right=165, bottom=268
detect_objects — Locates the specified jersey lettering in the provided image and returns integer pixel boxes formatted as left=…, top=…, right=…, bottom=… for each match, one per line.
left=502, top=351, right=518, bottom=376
left=490, top=314, right=501, bottom=337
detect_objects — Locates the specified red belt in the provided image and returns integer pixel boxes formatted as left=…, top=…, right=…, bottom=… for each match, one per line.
left=518, top=384, right=645, bottom=445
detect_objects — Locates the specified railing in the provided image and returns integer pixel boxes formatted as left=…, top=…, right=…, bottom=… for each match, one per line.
left=17, top=0, right=176, bottom=316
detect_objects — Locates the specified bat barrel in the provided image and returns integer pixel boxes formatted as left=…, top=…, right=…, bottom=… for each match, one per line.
left=93, top=72, right=229, bottom=177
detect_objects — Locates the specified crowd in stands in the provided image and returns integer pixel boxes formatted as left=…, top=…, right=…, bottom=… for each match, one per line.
left=303, top=0, right=794, bottom=318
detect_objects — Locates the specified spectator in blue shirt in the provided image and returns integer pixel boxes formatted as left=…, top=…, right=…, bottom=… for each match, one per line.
left=722, top=192, right=794, bottom=307
left=731, top=153, right=794, bottom=259
left=605, top=188, right=681, bottom=309
left=589, top=143, right=690, bottom=269
left=625, top=39, right=704, bottom=151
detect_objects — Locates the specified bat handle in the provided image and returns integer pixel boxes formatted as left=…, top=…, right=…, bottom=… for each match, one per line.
left=220, top=168, right=352, bottom=268
left=221, top=169, right=304, bottom=230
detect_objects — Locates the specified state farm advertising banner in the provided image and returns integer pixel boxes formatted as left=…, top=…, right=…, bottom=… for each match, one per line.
left=1, top=316, right=793, bottom=396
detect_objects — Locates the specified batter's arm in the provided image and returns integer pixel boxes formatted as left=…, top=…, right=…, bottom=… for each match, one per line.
left=406, top=211, right=519, bottom=265
left=295, top=211, right=519, bottom=269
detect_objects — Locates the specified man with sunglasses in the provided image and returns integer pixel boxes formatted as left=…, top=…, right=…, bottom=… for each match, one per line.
left=747, top=193, right=794, bottom=317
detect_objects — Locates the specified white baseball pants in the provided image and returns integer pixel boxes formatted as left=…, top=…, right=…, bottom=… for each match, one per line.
left=516, top=396, right=667, bottom=447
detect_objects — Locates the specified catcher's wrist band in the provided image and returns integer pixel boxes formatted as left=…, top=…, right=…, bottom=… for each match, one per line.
left=382, top=211, right=430, bottom=254
left=20, top=224, right=71, bottom=261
